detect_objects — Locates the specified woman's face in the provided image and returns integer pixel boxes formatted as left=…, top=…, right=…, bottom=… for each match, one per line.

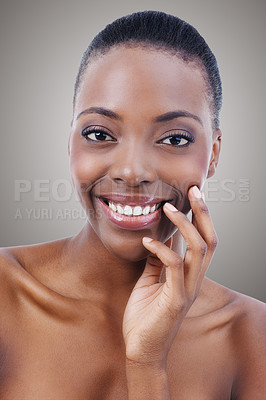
left=69, top=46, right=220, bottom=261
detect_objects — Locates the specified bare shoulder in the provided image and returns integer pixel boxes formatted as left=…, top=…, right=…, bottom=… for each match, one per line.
left=0, top=238, right=71, bottom=301
left=0, top=247, right=27, bottom=336
left=0, top=238, right=75, bottom=334
left=200, top=278, right=266, bottom=346
left=229, top=289, right=266, bottom=399
left=0, top=237, right=70, bottom=269
left=195, top=277, right=266, bottom=319
left=228, top=284, right=266, bottom=359
left=0, top=247, right=22, bottom=298
left=198, top=279, right=266, bottom=399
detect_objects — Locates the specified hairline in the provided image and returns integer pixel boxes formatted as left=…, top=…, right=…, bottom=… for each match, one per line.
left=73, top=42, right=217, bottom=131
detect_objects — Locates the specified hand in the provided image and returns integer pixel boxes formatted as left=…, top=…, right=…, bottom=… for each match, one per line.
left=122, top=185, right=218, bottom=368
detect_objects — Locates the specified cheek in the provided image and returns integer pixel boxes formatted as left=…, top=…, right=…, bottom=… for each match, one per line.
left=158, top=147, right=210, bottom=213
left=69, top=130, right=108, bottom=182
left=69, top=147, right=104, bottom=202
left=161, top=150, right=209, bottom=187
left=183, top=151, right=210, bottom=185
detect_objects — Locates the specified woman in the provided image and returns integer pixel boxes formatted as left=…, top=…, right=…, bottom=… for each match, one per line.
left=0, top=10, right=265, bottom=399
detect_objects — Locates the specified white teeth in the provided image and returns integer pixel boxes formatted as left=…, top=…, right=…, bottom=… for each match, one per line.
left=107, top=201, right=161, bottom=216
left=116, top=205, right=124, bottom=214
left=150, top=205, right=156, bottom=213
left=133, top=206, right=142, bottom=216
left=142, top=206, right=150, bottom=215
left=109, top=203, right=117, bottom=212
left=124, top=205, right=133, bottom=216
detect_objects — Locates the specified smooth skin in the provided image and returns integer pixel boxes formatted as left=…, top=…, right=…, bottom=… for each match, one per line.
left=0, top=47, right=266, bottom=399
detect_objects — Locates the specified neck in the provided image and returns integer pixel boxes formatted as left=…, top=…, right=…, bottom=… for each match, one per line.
left=62, top=222, right=145, bottom=306
left=62, top=221, right=183, bottom=316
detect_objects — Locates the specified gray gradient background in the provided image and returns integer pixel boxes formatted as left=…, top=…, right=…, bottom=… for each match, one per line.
left=0, top=0, right=265, bottom=302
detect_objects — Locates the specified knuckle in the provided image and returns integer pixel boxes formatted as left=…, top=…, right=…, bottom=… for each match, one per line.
left=207, top=234, right=219, bottom=250
left=175, top=297, right=189, bottom=314
left=171, top=255, right=183, bottom=269
left=164, top=251, right=183, bottom=269
left=195, top=241, right=207, bottom=257
left=147, top=254, right=163, bottom=267
left=200, top=203, right=209, bottom=215
left=169, top=300, right=187, bottom=319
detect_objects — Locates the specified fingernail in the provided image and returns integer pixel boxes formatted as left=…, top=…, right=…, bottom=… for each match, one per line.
left=201, top=191, right=205, bottom=201
left=143, top=237, right=153, bottom=243
left=164, top=202, right=178, bottom=212
left=190, top=186, right=202, bottom=199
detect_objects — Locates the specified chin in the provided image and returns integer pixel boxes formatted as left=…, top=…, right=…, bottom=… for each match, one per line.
left=101, top=226, right=177, bottom=263
left=103, top=238, right=151, bottom=263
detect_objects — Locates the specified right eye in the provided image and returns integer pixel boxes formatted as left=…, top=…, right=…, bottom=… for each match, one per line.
left=81, top=126, right=115, bottom=142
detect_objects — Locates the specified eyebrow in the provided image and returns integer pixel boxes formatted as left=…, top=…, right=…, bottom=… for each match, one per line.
left=76, top=107, right=122, bottom=121
left=76, top=106, right=203, bottom=126
left=153, top=110, right=203, bottom=126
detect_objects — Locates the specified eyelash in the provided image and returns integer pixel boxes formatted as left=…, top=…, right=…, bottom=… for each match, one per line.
left=158, top=131, right=195, bottom=147
left=81, top=126, right=115, bottom=142
left=81, top=127, right=195, bottom=147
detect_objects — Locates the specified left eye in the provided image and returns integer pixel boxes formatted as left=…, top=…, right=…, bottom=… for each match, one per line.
left=161, top=135, right=190, bottom=146
left=81, top=129, right=114, bottom=142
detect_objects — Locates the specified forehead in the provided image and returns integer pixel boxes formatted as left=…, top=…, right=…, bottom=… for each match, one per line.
left=75, top=47, right=211, bottom=125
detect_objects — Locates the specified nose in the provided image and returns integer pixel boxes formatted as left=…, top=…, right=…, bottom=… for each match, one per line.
left=108, top=143, right=157, bottom=186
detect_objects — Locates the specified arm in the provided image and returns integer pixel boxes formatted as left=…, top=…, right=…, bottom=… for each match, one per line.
left=123, top=186, right=218, bottom=399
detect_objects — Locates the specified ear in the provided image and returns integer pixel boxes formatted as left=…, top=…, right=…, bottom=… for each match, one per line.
left=207, top=129, right=222, bottom=178
left=68, top=134, right=71, bottom=156
left=68, top=120, right=73, bottom=157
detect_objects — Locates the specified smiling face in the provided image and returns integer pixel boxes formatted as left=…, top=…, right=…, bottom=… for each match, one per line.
left=68, top=46, right=221, bottom=261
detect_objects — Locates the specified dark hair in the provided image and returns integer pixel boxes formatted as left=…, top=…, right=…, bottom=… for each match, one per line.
left=74, top=10, right=222, bottom=129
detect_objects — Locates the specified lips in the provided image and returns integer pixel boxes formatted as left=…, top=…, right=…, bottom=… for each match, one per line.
left=95, top=194, right=170, bottom=230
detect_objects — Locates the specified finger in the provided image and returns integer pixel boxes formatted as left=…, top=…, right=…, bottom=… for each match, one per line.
left=189, top=186, right=218, bottom=256
left=163, top=202, right=207, bottom=294
left=188, top=186, right=218, bottom=292
left=140, top=236, right=173, bottom=285
left=171, top=229, right=184, bottom=257
left=158, top=232, right=183, bottom=284
left=135, top=238, right=165, bottom=288
left=159, top=236, right=173, bottom=283
left=142, top=237, right=185, bottom=297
